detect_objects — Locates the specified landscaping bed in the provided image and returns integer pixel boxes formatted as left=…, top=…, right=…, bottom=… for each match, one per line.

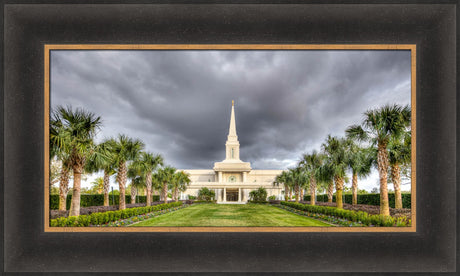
left=50, top=202, right=184, bottom=226
left=50, top=200, right=189, bottom=219
left=281, top=201, right=411, bottom=227
left=299, top=201, right=411, bottom=218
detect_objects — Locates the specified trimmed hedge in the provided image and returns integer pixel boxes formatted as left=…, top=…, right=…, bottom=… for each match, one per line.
left=303, top=193, right=411, bottom=209
left=50, top=194, right=160, bottom=210
left=50, top=201, right=182, bottom=227
left=281, top=201, right=410, bottom=227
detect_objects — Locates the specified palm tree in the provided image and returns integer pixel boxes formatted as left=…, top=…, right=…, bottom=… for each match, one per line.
left=90, top=177, right=104, bottom=194
left=345, top=141, right=373, bottom=205
left=127, top=163, right=144, bottom=204
left=111, top=134, right=145, bottom=210
left=287, top=168, right=308, bottom=203
left=322, top=135, right=349, bottom=209
left=172, top=171, right=191, bottom=201
left=52, top=156, right=72, bottom=211
left=317, top=159, right=335, bottom=203
left=50, top=105, right=102, bottom=216
left=273, top=171, right=290, bottom=201
left=346, top=104, right=410, bottom=215
left=388, top=131, right=411, bottom=209
left=154, top=166, right=176, bottom=203
left=134, top=152, right=164, bottom=206
left=50, top=116, right=73, bottom=211
left=85, top=139, right=117, bottom=206
left=299, top=151, right=323, bottom=205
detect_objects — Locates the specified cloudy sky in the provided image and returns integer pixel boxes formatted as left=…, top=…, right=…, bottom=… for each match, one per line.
left=51, top=50, right=411, bottom=191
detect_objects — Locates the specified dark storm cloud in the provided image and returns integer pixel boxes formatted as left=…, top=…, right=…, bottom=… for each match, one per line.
left=51, top=50, right=411, bottom=172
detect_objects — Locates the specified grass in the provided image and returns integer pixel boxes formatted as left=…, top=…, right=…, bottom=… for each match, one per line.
left=130, top=203, right=332, bottom=227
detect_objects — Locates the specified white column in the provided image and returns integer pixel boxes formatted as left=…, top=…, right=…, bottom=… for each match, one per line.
left=238, top=188, right=241, bottom=202
left=223, top=187, right=227, bottom=202
left=243, top=172, right=247, bottom=183
left=218, top=171, right=223, bottom=183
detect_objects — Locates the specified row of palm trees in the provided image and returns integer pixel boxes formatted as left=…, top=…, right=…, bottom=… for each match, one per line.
left=274, top=104, right=411, bottom=216
left=50, top=105, right=191, bottom=216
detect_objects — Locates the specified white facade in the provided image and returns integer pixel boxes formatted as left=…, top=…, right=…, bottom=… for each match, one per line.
left=181, top=101, right=284, bottom=203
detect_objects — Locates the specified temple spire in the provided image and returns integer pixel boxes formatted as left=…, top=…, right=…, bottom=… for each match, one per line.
left=227, top=100, right=238, bottom=141
left=213, top=100, right=251, bottom=169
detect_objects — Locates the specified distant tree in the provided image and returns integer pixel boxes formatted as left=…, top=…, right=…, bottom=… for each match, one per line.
left=172, top=171, right=191, bottom=201
left=197, top=187, right=216, bottom=202
left=249, top=187, right=268, bottom=202
left=90, top=177, right=104, bottom=194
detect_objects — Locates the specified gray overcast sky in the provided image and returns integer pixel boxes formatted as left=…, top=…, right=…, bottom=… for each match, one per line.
left=50, top=50, right=411, bottom=191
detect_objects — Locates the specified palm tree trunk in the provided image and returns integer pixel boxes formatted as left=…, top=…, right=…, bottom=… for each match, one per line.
left=294, top=184, right=300, bottom=202
left=162, top=182, right=168, bottom=204
left=174, top=187, right=179, bottom=202
left=117, top=161, right=127, bottom=210
left=130, top=182, right=137, bottom=204
left=352, top=172, right=358, bottom=205
left=377, top=142, right=390, bottom=216
left=327, top=180, right=334, bottom=203
left=58, top=166, right=70, bottom=211
left=146, top=185, right=152, bottom=206
left=145, top=171, right=152, bottom=206
left=103, top=171, right=110, bottom=206
left=288, top=188, right=292, bottom=201
left=284, top=184, right=289, bottom=201
left=310, top=176, right=316, bottom=206
left=69, top=170, right=82, bottom=216
left=391, top=163, right=403, bottom=209
left=335, top=176, right=344, bottom=209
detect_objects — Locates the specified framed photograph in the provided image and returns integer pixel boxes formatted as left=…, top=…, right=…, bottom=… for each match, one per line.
left=44, top=44, right=416, bottom=233
left=3, top=2, right=456, bottom=273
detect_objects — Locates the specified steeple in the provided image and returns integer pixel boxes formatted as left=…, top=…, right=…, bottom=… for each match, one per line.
left=225, top=100, right=240, bottom=160
left=213, top=100, right=251, bottom=172
left=227, top=100, right=238, bottom=142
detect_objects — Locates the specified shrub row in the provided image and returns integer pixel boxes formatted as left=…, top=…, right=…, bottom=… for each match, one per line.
left=303, top=193, right=411, bottom=209
left=50, top=201, right=182, bottom=227
left=281, top=201, right=410, bottom=227
left=50, top=194, right=160, bottom=210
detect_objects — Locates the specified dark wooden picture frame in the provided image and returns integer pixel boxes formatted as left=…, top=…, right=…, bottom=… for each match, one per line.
left=2, top=2, right=457, bottom=273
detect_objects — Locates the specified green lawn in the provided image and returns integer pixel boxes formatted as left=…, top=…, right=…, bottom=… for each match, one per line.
left=130, top=203, right=332, bottom=227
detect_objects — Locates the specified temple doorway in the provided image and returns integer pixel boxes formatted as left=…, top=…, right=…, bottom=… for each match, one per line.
left=226, top=188, right=239, bottom=202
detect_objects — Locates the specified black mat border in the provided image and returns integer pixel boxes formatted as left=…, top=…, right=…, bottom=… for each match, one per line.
left=2, top=1, right=457, bottom=274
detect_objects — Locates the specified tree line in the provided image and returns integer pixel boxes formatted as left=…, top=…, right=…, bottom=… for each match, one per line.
left=274, top=104, right=411, bottom=216
left=50, top=105, right=191, bottom=216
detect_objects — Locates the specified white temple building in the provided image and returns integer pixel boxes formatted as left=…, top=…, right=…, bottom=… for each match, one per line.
left=181, top=101, right=284, bottom=203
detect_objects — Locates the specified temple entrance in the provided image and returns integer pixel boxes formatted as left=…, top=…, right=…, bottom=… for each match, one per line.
left=226, top=188, right=239, bottom=202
